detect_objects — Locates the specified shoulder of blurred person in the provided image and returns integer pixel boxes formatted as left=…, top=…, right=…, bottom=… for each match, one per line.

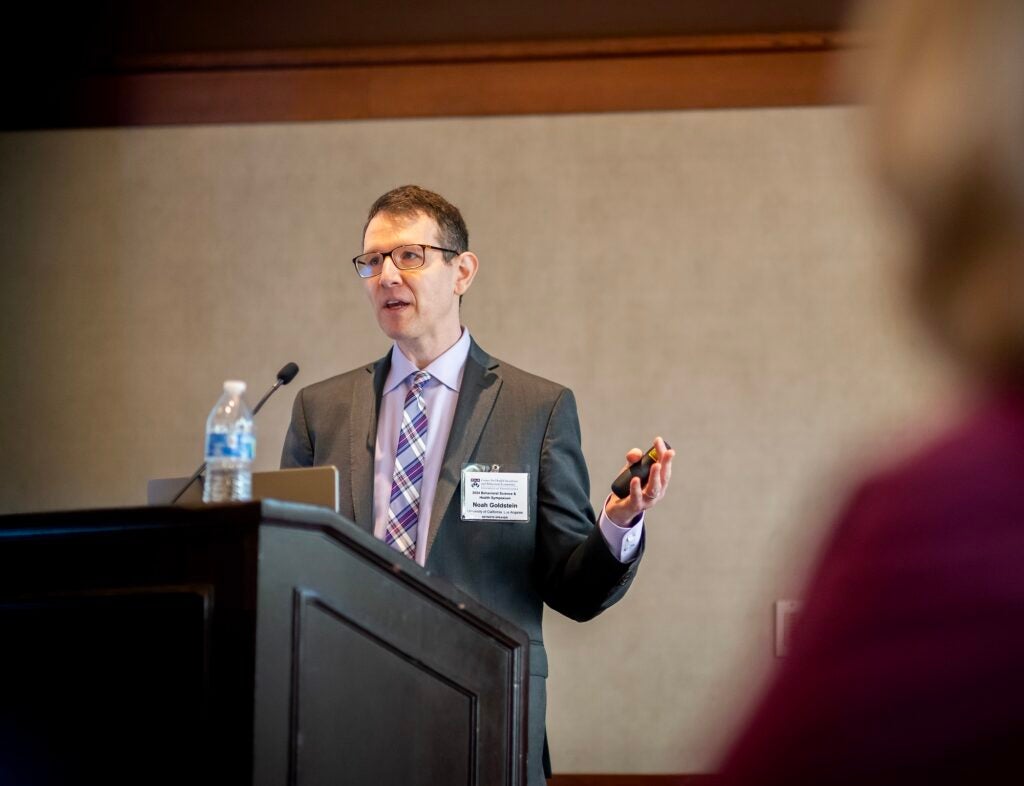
left=717, top=388, right=1024, bottom=786
left=812, top=386, right=1024, bottom=616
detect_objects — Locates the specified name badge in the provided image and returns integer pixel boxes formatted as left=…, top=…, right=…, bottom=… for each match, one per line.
left=461, top=464, right=530, bottom=521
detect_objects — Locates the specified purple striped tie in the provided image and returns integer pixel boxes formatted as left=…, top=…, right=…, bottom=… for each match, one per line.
left=384, top=370, right=431, bottom=559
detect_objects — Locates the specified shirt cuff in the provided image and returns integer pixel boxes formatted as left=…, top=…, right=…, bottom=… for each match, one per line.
left=598, top=497, right=644, bottom=563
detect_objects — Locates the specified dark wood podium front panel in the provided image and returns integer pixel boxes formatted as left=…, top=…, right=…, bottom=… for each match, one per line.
left=0, top=502, right=528, bottom=786
left=295, top=593, right=473, bottom=784
left=1, top=588, right=211, bottom=785
left=252, top=521, right=524, bottom=786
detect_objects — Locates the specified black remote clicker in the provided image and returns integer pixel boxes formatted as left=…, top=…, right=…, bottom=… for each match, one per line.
left=610, top=441, right=671, bottom=499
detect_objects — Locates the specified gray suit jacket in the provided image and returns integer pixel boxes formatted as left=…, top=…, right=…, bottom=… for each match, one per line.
left=281, top=338, right=643, bottom=783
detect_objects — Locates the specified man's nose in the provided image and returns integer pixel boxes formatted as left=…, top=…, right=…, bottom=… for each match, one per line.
left=378, top=254, right=402, bottom=285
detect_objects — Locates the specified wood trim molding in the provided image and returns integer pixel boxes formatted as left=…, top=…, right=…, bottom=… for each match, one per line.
left=115, top=31, right=858, bottom=71
left=13, top=32, right=863, bottom=129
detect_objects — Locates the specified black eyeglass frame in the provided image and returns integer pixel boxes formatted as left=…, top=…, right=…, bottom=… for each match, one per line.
left=351, top=243, right=460, bottom=279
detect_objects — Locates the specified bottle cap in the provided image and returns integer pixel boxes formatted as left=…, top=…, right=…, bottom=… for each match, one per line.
left=223, top=380, right=247, bottom=395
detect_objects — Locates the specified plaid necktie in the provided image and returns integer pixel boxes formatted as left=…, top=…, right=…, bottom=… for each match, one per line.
left=384, top=370, right=431, bottom=559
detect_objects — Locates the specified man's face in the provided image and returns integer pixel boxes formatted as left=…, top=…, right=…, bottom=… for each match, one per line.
left=361, top=211, right=473, bottom=359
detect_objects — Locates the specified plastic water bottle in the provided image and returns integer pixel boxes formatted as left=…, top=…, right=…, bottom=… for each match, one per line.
left=203, top=380, right=255, bottom=503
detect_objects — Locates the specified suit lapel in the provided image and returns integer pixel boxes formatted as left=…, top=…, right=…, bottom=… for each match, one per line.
left=350, top=352, right=391, bottom=534
left=426, top=340, right=502, bottom=559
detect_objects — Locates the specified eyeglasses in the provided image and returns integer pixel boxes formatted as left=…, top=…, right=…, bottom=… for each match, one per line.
left=352, top=243, right=459, bottom=279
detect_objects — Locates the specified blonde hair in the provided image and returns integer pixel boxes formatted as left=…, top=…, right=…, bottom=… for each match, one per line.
left=863, top=0, right=1024, bottom=382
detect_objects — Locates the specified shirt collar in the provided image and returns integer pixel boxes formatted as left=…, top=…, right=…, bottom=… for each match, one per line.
left=383, top=328, right=472, bottom=395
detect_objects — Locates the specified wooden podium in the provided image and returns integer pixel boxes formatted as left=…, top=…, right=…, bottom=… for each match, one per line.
left=0, top=501, right=528, bottom=785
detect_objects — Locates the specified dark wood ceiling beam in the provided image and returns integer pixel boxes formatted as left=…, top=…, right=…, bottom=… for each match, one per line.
left=11, top=32, right=862, bottom=129
left=114, top=31, right=856, bottom=71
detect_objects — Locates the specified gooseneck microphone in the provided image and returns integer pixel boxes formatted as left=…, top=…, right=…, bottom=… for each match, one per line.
left=252, top=362, right=299, bottom=415
left=169, top=362, right=301, bottom=504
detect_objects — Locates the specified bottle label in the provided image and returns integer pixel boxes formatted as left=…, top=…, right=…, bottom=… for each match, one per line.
left=206, top=432, right=255, bottom=460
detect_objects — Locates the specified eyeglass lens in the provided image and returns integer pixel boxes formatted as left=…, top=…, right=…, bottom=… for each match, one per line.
left=355, top=244, right=426, bottom=277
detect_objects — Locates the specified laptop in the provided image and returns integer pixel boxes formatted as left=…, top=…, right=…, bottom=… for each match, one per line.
left=147, top=466, right=340, bottom=513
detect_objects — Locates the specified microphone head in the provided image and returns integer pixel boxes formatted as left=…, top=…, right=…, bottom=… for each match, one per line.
left=277, top=362, right=300, bottom=385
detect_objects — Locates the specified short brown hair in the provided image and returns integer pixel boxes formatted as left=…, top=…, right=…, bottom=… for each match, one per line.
left=363, top=185, right=469, bottom=259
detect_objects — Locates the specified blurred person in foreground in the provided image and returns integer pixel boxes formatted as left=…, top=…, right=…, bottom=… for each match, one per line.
left=717, top=0, right=1024, bottom=784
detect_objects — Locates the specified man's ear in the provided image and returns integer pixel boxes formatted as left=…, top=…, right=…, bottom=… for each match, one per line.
left=453, top=251, right=479, bottom=296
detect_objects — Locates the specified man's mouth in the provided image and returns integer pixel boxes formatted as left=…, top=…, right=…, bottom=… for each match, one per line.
left=383, top=298, right=410, bottom=311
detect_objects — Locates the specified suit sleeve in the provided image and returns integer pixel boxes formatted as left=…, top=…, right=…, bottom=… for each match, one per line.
left=534, top=388, right=644, bottom=622
left=280, top=388, right=314, bottom=468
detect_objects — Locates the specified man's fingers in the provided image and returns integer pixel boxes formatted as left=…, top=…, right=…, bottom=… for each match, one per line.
left=630, top=476, right=645, bottom=505
left=658, top=447, right=675, bottom=486
left=642, top=462, right=663, bottom=501
left=653, top=437, right=675, bottom=492
left=661, top=450, right=674, bottom=487
left=613, top=439, right=674, bottom=513
left=616, top=448, right=644, bottom=477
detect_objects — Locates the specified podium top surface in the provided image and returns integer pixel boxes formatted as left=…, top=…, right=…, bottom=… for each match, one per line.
left=0, top=498, right=341, bottom=537
left=0, top=499, right=529, bottom=649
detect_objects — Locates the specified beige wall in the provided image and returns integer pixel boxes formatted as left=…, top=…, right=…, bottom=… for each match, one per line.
left=0, top=108, right=953, bottom=772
